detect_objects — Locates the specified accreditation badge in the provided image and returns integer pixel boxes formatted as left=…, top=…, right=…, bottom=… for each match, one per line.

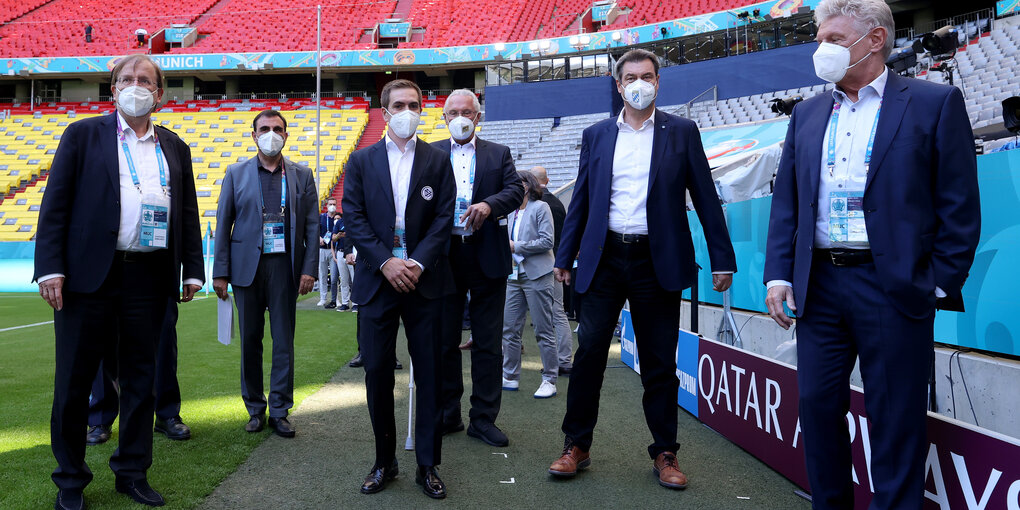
left=392, top=216, right=408, bottom=260
left=139, top=193, right=170, bottom=248
left=262, top=212, right=286, bottom=253
left=829, top=191, right=868, bottom=243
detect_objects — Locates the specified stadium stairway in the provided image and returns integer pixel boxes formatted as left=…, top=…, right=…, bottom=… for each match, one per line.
left=329, top=108, right=386, bottom=209
left=191, top=0, right=234, bottom=29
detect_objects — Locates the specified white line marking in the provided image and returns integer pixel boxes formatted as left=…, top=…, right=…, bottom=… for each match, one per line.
left=0, top=320, right=54, bottom=333
left=500, top=478, right=515, bottom=484
left=492, top=453, right=508, bottom=458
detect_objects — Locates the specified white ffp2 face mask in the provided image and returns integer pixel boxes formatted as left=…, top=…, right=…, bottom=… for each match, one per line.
left=386, top=109, right=420, bottom=139
left=257, top=131, right=285, bottom=157
left=116, top=85, right=155, bottom=118
left=622, top=79, right=657, bottom=110
left=327, top=204, right=337, bottom=214
left=812, top=32, right=872, bottom=83
left=447, top=116, right=475, bottom=142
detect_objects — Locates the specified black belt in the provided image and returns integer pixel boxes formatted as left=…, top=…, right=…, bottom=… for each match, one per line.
left=451, top=234, right=476, bottom=244
left=114, top=249, right=167, bottom=263
left=815, top=249, right=873, bottom=267
left=608, top=231, right=648, bottom=244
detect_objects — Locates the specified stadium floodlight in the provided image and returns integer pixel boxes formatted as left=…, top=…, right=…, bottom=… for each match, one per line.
left=494, top=42, right=506, bottom=53
left=611, top=31, right=622, bottom=42
left=920, top=26, right=960, bottom=58
left=770, top=95, right=803, bottom=116
left=539, top=39, right=551, bottom=51
left=1003, top=96, right=1020, bottom=134
left=528, top=41, right=539, bottom=52
left=579, top=34, right=591, bottom=45
left=885, top=45, right=917, bottom=76
left=569, top=36, right=580, bottom=47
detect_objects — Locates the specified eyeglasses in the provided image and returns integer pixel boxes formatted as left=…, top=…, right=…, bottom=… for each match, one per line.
left=117, top=76, right=157, bottom=88
left=445, top=110, right=477, bottom=118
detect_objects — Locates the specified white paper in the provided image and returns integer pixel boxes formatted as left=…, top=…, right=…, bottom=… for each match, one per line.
left=217, top=295, right=234, bottom=345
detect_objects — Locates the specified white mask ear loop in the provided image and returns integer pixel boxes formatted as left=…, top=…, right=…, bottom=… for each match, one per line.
left=845, top=30, right=875, bottom=70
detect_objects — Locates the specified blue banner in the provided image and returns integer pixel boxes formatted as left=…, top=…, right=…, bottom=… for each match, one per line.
left=997, top=0, right=1019, bottom=16
left=676, top=330, right=700, bottom=417
left=592, top=3, right=613, bottom=22
left=378, top=23, right=411, bottom=39
left=164, top=27, right=195, bottom=43
left=620, top=309, right=640, bottom=373
left=2, top=0, right=822, bottom=75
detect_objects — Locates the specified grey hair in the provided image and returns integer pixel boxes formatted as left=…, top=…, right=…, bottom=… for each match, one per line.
left=444, top=89, right=481, bottom=114
left=815, top=0, right=895, bottom=58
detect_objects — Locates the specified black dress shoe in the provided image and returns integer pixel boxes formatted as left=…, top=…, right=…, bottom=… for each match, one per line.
left=325, top=301, right=336, bottom=309
left=467, top=420, right=509, bottom=447
left=394, top=359, right=403, bottom=370
left=54, top=489, right=84, bottom=510
left=154, top=416, right=191, bottom=440
left=558, top=366, right=572, bottom=377
left=348, top=353, right=363, bottom=368
left=85, top=424, right=111, bottom=445
left=360, top=459, right=398, bottom=494
left=268, top=417, right=295, bottom=438
left=245, top=415, right=265, bottom=433
left=441, top=420, right=465, bottom=435
left=115, top=478, right=165, bottom=507
left=415, top=465, right=447, bottom=499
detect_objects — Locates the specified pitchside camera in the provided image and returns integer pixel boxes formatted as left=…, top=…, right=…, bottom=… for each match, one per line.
left=920, top=26, right=960, bottom=58
left=886, top=45, right=918, bottom=75
left=770, top=96, right=803, bottom=116
left=1003, top=96, right=1020, bottom=134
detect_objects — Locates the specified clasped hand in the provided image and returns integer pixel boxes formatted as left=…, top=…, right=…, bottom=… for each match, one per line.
left=382, top=258, right=421, bottom=293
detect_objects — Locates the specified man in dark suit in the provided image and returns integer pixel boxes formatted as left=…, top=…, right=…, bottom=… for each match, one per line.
left=548, top=49, right=736, bottom=489
left=433, top=89, right=523, bottom=447
left=86, top=297, right=192, bottom=445
left=212, top=109, right=319, bottom=439
left=342, top=79, right=455, bottom=499
left=34, top=54, right=204, bottom=509
left=764, top=2, right=980, bottom=507
left=531, top=166, right=572, bottom=374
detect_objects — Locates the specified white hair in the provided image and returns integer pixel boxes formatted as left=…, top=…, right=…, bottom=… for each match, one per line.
left=815, top=0, right=895, bottom=58
left=444, top=89, right=481, bottom=113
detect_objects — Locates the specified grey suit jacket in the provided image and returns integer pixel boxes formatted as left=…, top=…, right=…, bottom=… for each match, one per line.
left=509, top=199, right=555, bottom=279
left=213, top=156, right=320, bottom=288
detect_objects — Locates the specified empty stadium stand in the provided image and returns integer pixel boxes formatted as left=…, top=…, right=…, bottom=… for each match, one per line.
left=0, top=108, right=368, bottom=241
left=1, top=0, right=761, bottom=57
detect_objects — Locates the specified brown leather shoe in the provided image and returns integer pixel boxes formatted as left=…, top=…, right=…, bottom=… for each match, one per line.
left=548, top=439, right=590, bottom=477
left=653, top=452, right=688, bottom=489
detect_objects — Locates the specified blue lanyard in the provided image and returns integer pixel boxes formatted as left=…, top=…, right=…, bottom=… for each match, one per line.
left=826, top=100, right=882, bottom=177
left=257, top=165, right=287, bottom=214
left=118, top=123, right=167, bottom=195
left=510, top=209, right=520, bottom=241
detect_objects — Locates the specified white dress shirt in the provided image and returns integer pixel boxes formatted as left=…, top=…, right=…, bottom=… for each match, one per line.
left=117, top=112, right=170, bottom=252
left=814, top=67, right=887, bottom=250
left=450, top=136, right=476, bottom=236
left=608, top=111, right=655, bottom=235
left=384, top=133, right=423, bottom=271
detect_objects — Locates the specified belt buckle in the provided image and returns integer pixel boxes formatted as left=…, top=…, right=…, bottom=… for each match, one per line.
left=829, top=251, right=846, bottom=267
left=620, top=233, right=633, bottom=244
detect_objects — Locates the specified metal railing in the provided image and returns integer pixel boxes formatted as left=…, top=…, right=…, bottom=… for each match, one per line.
left=675, top=86, right=718, bottom=118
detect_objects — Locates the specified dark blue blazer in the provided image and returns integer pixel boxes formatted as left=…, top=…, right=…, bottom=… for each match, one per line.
left=555, top=109, right=737, bottom=293
left=763, top=72, right=980, bottom=318
left=341, top=137, right=456, bottom=303
left=431, top=136, right=524, bottom=280
left=33, top=114, right=204, bottom=296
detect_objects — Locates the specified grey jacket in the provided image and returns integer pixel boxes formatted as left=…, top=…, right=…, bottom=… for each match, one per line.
left=509, top=198, right=555, bottom=279
left=213, top=156, right=320, bottom=288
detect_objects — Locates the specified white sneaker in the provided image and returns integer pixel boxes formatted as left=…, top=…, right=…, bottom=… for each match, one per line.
left=502, top=378, right=519, bottom=391
left=316, top=299, right=326, bottom=306
left=534, top=380, right=557, bottom=399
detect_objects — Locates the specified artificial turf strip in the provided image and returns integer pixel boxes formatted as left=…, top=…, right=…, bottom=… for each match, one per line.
left=0, top=292, right=357, bottom=510
left=201, top=317, right=813, bottom=509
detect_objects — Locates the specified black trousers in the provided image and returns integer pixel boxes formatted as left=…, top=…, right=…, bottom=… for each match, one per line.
left=233, top=253, right=297, bottom=419
left=88, top=297, right=183, bottom=425
left=51, top=251, right=171, bottom=490
left=797, top=256, right=933, bottom=510
left=561, top=236, right=683, bottom=458
left=360, top=285, right=443, bottom=467
left=439, top=236, right=506, bottom=426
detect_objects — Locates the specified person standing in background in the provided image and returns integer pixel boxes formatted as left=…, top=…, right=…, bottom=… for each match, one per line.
left=530, top=166, right=572, bottom=375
